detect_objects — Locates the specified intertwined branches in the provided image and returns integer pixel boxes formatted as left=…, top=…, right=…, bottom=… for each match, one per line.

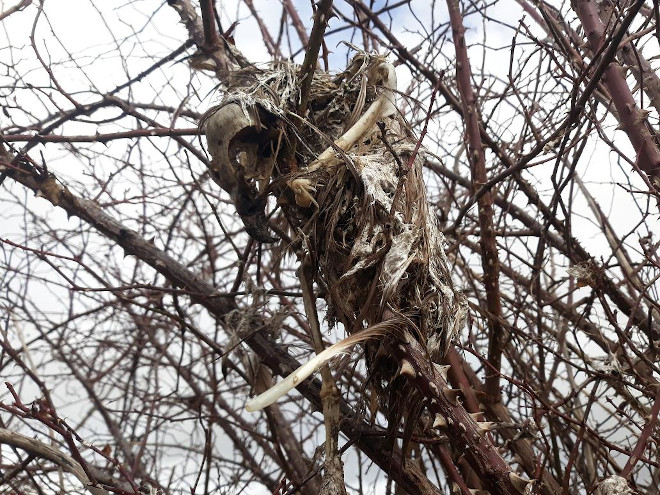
left=1, top=0, right=659, bottom=494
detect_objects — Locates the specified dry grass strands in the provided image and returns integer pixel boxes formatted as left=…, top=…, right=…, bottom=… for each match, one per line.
left=203, top=51, right=467, bottom=422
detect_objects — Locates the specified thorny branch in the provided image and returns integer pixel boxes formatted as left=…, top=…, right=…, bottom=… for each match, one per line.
left=1, top=0, right=660, bottom=494
left=1, top=152, right=442, bottom=494
left=446, top=0, right=505, bottom=405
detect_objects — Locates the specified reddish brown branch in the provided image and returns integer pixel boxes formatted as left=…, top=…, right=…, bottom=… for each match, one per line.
left=3, top=128, right=199, bottom=143
left=574, top=0, right=660, bottom=179
left=406, top=80, right=441, bottom=170
left=621, top=383, right=660, bottom=477
left=3, top=160, right=443, bottom=495
left=242, top=0, right=282, bottom=58
left=445, top=0, right=505, bottom=404
left=283, top=0, right=310, bottom=48
left=168, top=0, right=248, bottom=72
left=446, top=348, right=563, bottom=495
left=199, top=0, right=220, bottom=50
left=297, top=0, right=333, bottom=116
left=388, top=336, right=526, bottom=495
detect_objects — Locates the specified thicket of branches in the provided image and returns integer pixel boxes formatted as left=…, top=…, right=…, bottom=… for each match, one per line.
left=1, top=0, right=659, bottom=494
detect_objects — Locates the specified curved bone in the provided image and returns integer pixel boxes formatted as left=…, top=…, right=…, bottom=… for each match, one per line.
left=309, top=61, right=397, bottom=172
left=204, top=103, right=278, bottom=242
left=204, top=103, right=254, bottom=195
left=245, top=319, right=403, bottom=411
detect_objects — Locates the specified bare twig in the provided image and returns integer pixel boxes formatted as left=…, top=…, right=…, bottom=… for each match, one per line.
left=297, top=0, right=333, bottom=116
left=3, top=161, right=443, bottom=495
left=620, top=380, right=660, bottom=477
left=0, top=0, right=32, bottom=21
left=0, top=428, right=109, bottom=495
left=298, top=250, right=346, bottom=495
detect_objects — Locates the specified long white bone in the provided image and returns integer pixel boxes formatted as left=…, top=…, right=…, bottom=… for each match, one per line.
left=310, top=60, right=397, bottom=171
left=245, top=320, right=402, bottom=411
left=288, top=60, right=397, bottom=207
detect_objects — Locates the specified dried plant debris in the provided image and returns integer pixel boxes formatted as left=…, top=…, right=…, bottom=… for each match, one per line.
left=202, top=51, right=466, bottom=416
left=597, top=476, right=634, bottom=495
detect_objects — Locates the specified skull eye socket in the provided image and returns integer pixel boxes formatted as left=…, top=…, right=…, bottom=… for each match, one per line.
left=259, top=142, right=274, bottom=158
left=234, top=149, right=248, bottom=167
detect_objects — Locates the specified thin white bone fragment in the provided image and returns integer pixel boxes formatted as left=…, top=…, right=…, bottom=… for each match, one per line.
left=245, top=321, right=400, bottom=412
left=309, top=61, right=397, bottom=171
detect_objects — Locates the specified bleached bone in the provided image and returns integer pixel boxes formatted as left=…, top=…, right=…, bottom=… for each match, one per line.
left=287, top=60, right=397, bottom=208
left=308, top=60, right=397, bottom=171
left=245, top=319, right=403, bottom=412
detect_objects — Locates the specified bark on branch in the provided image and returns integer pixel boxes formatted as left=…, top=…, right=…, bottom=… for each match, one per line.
left=1, top=157, right=443, bottom=495
left=0, top=428, right=109, bottom=495
left=446, top=0, right=505, bottom=404
left=574, top=0, right=660, bottom=181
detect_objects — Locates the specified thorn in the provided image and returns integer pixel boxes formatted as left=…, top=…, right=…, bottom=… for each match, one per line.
left=469, top=412, right=483, bottom=421
left=452, top=484, right=490, bottom=495
left=442, top=387, right=462, bottom=405
left=475, top=421, right=497, bottom=435
left=636, top=109, right=652, bottom=123
left=470, top=387, right=488, bottom=400
left=432, top=414, right=447, bottom=428
left=509, top=472, right=534, bottom=494
left=433, top=363, right=451, bottom=380
left=399, top=359, right=415, bottom=378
